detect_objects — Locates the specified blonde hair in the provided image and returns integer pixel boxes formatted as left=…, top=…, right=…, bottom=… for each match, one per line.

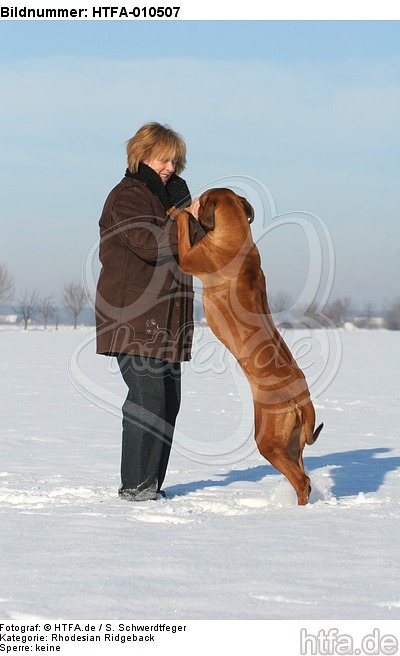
left=126, top=122, right=187, bottom=175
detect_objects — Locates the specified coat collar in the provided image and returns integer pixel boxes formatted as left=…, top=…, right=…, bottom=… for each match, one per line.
left=125, top=163, right=192, bottom=212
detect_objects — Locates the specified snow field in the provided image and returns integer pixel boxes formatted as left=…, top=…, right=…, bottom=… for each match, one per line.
left=0, top=327, right=399, bottom=620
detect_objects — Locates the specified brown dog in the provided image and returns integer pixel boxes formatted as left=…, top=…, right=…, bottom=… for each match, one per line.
left=173, top=188, right=323, bottom=505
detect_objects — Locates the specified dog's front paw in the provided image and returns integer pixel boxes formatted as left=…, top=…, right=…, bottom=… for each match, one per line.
left=168, top=206, right=190, bottom=222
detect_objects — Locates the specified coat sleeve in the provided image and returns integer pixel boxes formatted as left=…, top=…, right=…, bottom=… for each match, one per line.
left=111, top=185, right=178, bottom=262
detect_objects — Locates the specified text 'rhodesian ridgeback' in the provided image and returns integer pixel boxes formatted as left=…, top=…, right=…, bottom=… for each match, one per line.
left=174, top=188, right=323, bottom=505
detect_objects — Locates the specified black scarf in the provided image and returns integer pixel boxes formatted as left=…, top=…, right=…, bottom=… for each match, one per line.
left=125, top=162, right=192, bottom=212
left=125, top=162, right=207, bottom=244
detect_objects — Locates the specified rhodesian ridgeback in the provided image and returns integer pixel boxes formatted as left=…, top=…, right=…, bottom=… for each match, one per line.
left=173, top=188, right=323, bottom=505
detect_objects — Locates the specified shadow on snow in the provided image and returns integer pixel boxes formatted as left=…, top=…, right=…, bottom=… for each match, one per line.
left=166, top=448, right=400, bottom=501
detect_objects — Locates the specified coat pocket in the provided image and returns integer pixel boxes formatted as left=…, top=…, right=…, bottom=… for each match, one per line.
left=119, top=284, right=174, bottom=334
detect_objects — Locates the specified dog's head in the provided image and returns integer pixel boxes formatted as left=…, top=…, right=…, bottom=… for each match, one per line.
left=197, top=188, right=254, bottom=232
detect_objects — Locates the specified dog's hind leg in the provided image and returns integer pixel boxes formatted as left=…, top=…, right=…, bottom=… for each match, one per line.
left=261, top=444, right=311, bottom=505
left=288, top=424, right=306, bottom=473
left=255, top=413, right=311, bottom=505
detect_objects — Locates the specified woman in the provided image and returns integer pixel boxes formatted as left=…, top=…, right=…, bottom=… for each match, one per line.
left=95, top=122, right=204, bottom=501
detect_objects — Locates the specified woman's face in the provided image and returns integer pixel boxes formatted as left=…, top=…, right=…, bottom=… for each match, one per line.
left=144, top=157, right=176, bottom=185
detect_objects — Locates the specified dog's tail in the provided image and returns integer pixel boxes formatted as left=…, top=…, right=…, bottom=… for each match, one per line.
left=307, top=422, right=324, bottom=445
left=296, top=404, right=324, bottom=446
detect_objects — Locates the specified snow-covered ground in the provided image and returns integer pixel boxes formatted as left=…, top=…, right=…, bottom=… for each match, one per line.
left=0, top=326, right=399, bottom=621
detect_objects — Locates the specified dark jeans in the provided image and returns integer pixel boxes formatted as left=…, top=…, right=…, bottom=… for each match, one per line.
left=116, top=354, right=181, bottom=500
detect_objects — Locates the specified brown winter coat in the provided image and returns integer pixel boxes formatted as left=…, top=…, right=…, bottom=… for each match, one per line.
left=95, top=175, right=197, bottom=362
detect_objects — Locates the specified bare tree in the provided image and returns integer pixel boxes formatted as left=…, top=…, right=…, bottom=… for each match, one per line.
left=384, top=298, right=400, bottom=330
left=355, top=301, right=376, bottom=329
left=38, top=294, right=55, bottom=329
left=326, top=296, right=352, bottom=327
left=0, top=263, right=15, bottom=306
left=269, top=290, right=294, bottom=314
left=363, top=301, right=375, bottom=319
left=14, top=290, right=38, bottom=330
left=62, top=280, right=87, bottom=329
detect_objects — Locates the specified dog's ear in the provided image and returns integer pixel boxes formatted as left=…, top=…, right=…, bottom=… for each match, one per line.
left=198, top=198, right=216, bottom=231
left=240, top=196, right=255, bottom=224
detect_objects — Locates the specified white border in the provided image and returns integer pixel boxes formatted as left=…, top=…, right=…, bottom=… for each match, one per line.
left=1, top=1, right=399, bottom=20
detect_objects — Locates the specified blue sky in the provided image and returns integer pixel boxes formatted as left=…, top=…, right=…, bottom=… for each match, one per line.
left=1, top=20, right=399, bottom=310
